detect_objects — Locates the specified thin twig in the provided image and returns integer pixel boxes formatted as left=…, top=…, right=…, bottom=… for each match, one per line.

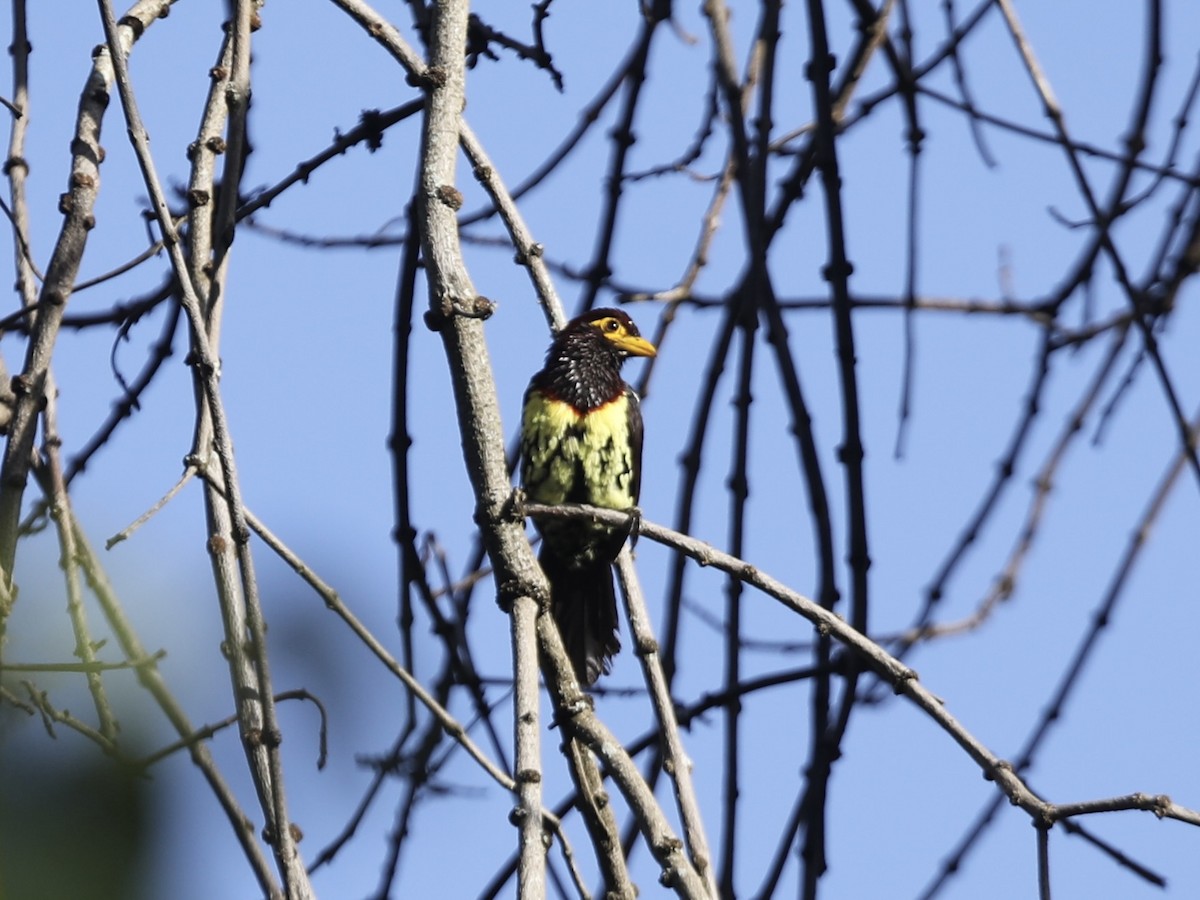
left=617, top=553, right=718, bottom=896
left=95, top=1, right=310, bottom=892
left=525, top=501, right=1200, bottom=833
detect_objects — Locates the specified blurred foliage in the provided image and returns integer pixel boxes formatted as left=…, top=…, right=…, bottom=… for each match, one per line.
left=0, top=737, right=150, bottom=900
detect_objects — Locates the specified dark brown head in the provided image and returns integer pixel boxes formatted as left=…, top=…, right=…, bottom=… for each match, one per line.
left=557, top=308, right=657, bottom=360
left=531, top=309, right=656, bottom=412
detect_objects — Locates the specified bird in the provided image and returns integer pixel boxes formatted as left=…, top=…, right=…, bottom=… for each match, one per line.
left=520, top=308, right=656, bottom=685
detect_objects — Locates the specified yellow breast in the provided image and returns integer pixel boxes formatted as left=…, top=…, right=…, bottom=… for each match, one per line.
left=521, top=392, right=637, bottom=510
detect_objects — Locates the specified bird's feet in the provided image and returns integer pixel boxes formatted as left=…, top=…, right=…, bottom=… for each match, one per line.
left=623, top=504, right=643, bottom=549
left=508, top=486, right=529, bottom=523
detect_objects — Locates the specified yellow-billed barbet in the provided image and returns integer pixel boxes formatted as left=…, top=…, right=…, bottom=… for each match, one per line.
left=520, top=308, right=656, bottom=685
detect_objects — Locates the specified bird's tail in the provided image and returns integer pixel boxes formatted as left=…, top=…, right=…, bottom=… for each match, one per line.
left=539, top=550, right=621, bottom=686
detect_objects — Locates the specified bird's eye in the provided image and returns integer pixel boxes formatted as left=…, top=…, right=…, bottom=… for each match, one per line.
left=603, top=319, right=620, bottom=332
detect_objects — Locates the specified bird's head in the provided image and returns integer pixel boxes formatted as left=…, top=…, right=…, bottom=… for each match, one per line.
left=568, top=308, right=657, bottom=359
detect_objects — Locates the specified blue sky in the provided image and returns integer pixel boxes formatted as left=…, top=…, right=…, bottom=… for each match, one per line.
left=2, top=2, right=1199, bottom=899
